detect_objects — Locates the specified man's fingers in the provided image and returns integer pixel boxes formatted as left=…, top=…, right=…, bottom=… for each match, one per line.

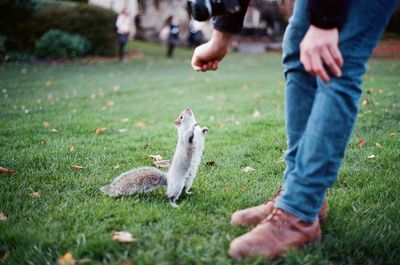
left=329, top=45, right=343, bottom=68
left=322, top=48, right=342, bottom=77
left=300, top=50, right=312, bottom=73
left=311, top=52, right=330, bottom=82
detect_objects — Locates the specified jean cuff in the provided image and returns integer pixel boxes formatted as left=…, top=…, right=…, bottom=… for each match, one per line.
left=275, top=198, right=315, bottom=223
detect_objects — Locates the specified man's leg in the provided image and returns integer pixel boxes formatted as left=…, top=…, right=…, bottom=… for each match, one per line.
left=276, top=0, right=399, bottom=223
left=229, top=0, right=398, bottom=259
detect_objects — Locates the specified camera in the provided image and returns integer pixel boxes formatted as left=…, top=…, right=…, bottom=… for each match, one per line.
left=187, top=0, right=241, bottom=21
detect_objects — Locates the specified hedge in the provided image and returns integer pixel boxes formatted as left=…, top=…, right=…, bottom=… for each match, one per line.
left=32, top=4, right=118, bottom=56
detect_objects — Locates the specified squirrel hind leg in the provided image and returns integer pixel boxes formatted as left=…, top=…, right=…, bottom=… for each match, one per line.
left=100, top=185, right=120, bottom=197
left=168, top=196, right=179, bottom=208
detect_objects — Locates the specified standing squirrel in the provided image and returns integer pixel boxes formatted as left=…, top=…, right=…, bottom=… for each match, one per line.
left=100, top=108, right=208, bottom=207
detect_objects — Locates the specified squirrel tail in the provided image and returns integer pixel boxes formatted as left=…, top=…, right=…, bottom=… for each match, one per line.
left=100, top=167, right=167, bottom=197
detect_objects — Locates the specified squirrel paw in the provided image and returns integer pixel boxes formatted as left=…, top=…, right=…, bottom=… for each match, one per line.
left=185, top=190, right=192, bottom=195
left=170, top=202, right=179, bottom=208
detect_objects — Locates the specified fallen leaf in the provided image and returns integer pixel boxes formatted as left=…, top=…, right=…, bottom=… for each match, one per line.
left=56, top=252, right=76, bottom=265
left=242, top=84, right=249, bottom=91
left=0, top=250, right=9, bottom=261
left=206, top=161, right=216, bottom=167
left=0, top=167, right=16, bottom=174
left=29, top=188, right=41, bottom=198
left=362, top=99, right=373, bottom=105
left=113, top=164, right=120, bottom=169
left=136, top=120, right=147, bottom=128
left=375, top=143, right=382, bottom=148
left=116, top=261, right=134, bottom=265
left=0, top=213, right=7, bottom=221
left=50, top=128, right=58, bottom=133
left=45, top=80, right=52, bottom=87
left=389, top=132, right=397, bottom=137
left=71, top=165, right=84, bottom=170
left=43, top=121, right=50, bottom=128
left=252, top=110, right=261, bottom=118
left=368, top=154, right=376, bottom=159
left=69, top=146, right=76, bottom=152
left=118, top=128, right=127, bottom=133
left=243, top=166, right=255, bottom=173
left=112, top=85, right=120, bottom=92
left=275, top=159, right=285, bottom=164
left=40, top=140, right=48, bottom=145
left=357, top=138, right=366, bottom=148
left=121, top=118, right=129, bottom=123
left=218, top=122, right=224, bottom=129
left=112, top=231, right=136, bottom=243
left=106, top=100, right=114, bottom=107
left=252, top=92, right=262, bottom=100
left=153, top=160, right=171, bottom=168
left=95, top=128, right=107, bottom=135
left=240, top=184, right=248, bottom=191
left=147, top=154, right=163, bottom=162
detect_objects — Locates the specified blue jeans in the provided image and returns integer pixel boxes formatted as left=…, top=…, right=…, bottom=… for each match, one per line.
left=275, top=0, right=398, bottom=223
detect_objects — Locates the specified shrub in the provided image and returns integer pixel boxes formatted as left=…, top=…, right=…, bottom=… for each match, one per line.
left=32, top=4, right=118, bottom=55
left=35, top=29, right=90, bottom=59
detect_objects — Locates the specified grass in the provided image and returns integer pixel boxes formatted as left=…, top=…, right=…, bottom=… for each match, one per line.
left=0, top=41, right=399, bottom=265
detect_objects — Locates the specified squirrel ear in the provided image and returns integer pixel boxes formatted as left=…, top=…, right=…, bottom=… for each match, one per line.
left=202, top=127, right=208, bottom=135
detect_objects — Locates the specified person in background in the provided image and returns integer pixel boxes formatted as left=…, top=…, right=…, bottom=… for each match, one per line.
left=188, top=19, right=204, bottom=48
left=166, top=16, right=180, bottom=58
left=116, top=8, right=132, bottom=61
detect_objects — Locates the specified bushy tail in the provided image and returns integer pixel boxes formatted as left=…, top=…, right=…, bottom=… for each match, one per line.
left=100, top=167, right=167, bottom=197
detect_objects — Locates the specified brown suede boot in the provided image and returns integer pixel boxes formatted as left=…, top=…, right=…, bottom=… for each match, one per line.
left=228, top=207, right=321, bottom=260
left=231, top=189, right=328, bottom=226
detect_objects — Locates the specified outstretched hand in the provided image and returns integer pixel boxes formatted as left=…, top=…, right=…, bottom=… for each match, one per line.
left=191, top=30, right=233, bottom=72
left=300, top=25, right=343, bottom=82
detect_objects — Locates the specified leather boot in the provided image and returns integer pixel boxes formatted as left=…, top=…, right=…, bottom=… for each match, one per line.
left=231, top=189, right=328, bottom=226
left=229, top=207, right=321, bottom=260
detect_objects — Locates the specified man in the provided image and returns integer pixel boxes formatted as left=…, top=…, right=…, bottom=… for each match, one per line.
left=190, top=0, right=398, bottom=260
left=116, top=8, right=132, bottom=61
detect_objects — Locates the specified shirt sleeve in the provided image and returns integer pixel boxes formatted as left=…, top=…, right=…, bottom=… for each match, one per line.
left=308, top=0, right=347, bottom=29
left=213, top=0, right=250, bottom=33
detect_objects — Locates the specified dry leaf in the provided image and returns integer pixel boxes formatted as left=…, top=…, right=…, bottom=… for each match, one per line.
left=116, top=261, right=135, bottom=265
left=106, top=100, right=114, bottom=107
left=218, top=122, right=225, bottom=129
left=95, top=128, right=107, bottom=135
left=50, top=128, right=58, bottom=133
left=118, top=128, right=127, bottom=133
left=368, top=154, right=376, bottom=159
left=153, top=160, right=171, bottom=168
left=242, top=84, right=249, bottom=91
left=113, top=164, right=120, bottom=169
left=362, top=99, right=373, bottom=105
left=243, top=166, right=255, bottom=172
left=112, top=231, right=136, bottom=243
left=112, top=85, right=120, bottom=92
left=147, top=154, right=163, bottom=162
left=121, top=118, right=129, bottom=123
left=29, top=188, right=41, bottom=198
left=136, top=120, right=147, bottom=128
left=389, top=132, right=397, bottom=137
left=0, top=167, right=16, bottom=174
left=206, top=161, right=216, bottom=167
left=40, top=140, right=48, bottom=145
left=357, top=138, right=366, bottom=148
left=275, top=159, right=285, bottom=164
left=45, top=80, right=52, bottom=87
left=375, top=143, right=382, bottom=148
left=240, top=184, right=248, bottom=191
left=43, top=121, right=50, bottom=128
left=252, top=92, right=262, bottom=100
left=56, top=252, right=76, bottom=265
left=0, top=213, right=7, bottom=221
left=0, top=251, right=9, bottom=261
left=252, top=110, right=261, bottom=118
left=69, top=146, right=76, bottom=152
left=71, top=165, right=84, bottom=170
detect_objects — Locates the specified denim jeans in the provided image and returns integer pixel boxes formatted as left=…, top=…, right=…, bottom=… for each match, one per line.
left=275, top=0, right=398, bottom=223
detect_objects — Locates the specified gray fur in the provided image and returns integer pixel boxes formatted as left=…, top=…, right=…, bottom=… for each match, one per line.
left=100, top=167, right=167, bottom=196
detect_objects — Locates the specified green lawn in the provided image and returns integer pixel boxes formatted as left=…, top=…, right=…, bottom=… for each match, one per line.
left=0, top=41, right=399, bottom=265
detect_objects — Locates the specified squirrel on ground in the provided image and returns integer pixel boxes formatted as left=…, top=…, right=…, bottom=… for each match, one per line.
left=100, top=108, right=208, bottom=207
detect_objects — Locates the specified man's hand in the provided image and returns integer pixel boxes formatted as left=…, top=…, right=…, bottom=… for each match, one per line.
left=300, top=25, right=343, bottom=82
left=191, top=30, right=233, bottom=72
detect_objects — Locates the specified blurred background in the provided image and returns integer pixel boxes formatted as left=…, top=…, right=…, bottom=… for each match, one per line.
left=0, top=0, right=399, bottom=62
